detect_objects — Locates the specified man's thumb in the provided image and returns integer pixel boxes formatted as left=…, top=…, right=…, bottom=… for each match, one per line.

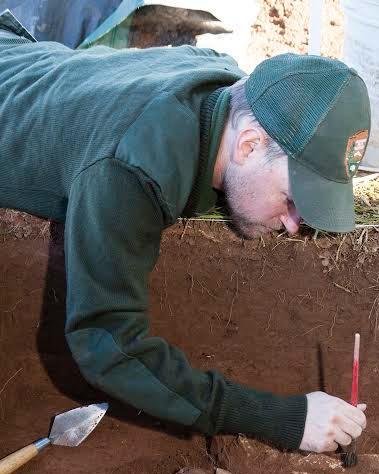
left=357, top=403, right=367, bottom=411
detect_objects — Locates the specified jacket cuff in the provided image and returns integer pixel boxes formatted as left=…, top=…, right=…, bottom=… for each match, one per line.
left=216, top=381, right=307, bottom=450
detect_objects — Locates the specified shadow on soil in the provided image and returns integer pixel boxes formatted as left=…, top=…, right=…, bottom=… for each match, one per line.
left=36, top=221, right=193, bottom=441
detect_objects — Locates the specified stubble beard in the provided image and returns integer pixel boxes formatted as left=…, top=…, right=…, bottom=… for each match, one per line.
left=224, top=166, right=274, bottom=240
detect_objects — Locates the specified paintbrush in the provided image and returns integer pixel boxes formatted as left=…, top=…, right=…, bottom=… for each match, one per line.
left=343, top=333, right=360, bottom=468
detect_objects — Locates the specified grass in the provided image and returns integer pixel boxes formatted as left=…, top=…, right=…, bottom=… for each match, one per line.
left=182, top=176, right=379, bottom=228
left=354, top=204, right=379, bottom=226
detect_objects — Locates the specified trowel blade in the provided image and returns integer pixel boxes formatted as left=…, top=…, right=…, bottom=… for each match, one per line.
left=49, top=403, right=108, bottom=447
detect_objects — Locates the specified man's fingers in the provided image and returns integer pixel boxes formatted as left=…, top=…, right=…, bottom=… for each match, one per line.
left=341, top=402, right=367, bottom=429
left=334, top=427, right=352, bottom=447
left=347, top=408, right=367, bottom=429
left=338, top=417, right=363, bottom=439
left=325, top=441, right=339, bottom=452
left=302, top=393, right=367, bottom=454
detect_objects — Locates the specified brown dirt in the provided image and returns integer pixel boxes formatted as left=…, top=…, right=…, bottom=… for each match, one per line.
left=249, top=0, right=344, bottom=65
left=1, top=220, right=379, bottom=474
left=1, top=1, right=379, bottom=473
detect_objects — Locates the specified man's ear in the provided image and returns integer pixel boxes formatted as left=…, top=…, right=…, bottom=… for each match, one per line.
left=233, top=127, right=267, bottom=166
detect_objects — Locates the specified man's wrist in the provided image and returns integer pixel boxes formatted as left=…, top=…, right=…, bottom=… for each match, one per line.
left=216, top=381, right=308, bottom=450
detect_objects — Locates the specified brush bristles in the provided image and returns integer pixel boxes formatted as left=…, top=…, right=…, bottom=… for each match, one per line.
left=343, top=451, right=358, bottom=468
left=342, top=439, right=358, bottom=468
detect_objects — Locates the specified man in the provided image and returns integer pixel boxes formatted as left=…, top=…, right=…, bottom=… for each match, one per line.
left=0, top=10, right=369, bottom=454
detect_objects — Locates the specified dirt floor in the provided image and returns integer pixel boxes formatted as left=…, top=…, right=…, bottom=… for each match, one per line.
left=1, top=220, right=379, bottom=473
left=1, top=1, right=379, bottom=473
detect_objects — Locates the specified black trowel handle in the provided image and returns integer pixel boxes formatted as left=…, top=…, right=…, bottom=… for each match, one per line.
left=0, top=438, right=50, bottom=473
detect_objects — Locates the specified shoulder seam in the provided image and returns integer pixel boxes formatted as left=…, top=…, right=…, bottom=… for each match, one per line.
left=70, top=157, right=109, bottom=188
left=71, top=157, right=168, bottom=226
left=113, top=159, right=172, bottom=225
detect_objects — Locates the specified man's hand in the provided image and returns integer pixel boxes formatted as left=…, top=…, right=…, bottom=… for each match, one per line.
left=299, top=391, right=367, bottom=453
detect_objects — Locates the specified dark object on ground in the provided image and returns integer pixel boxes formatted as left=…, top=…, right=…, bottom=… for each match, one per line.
left=125, top=5, right=229, bottom=49
left=343, top=439, right=358, bottom=468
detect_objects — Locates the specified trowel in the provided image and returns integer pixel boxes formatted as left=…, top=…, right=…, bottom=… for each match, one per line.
left=0, top=402, right=108, bottom=474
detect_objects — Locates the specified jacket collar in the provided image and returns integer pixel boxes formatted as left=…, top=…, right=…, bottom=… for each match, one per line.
left=184, top=86, right=231, bottom=216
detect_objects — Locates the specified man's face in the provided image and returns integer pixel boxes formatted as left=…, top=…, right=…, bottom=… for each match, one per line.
left=224, top=148, right=301, bottom=239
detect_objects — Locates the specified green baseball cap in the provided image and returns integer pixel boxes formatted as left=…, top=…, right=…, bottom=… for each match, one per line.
left=245, top=53, right=371, bottom=233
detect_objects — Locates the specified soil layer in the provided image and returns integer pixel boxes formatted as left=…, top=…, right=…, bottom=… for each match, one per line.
left=1, top=221, right=378, bottom=474
left=1, top=1, right=378, bottom=472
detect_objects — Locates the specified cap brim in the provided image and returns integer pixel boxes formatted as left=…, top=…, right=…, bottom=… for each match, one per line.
left=289, top=158, right=355, bottom=233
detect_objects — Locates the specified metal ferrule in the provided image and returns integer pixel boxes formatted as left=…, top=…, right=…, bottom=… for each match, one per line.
left=34, top=438, right=51, bottom=451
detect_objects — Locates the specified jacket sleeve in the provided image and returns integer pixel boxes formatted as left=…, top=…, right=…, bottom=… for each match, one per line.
left=64, top=158, right=307, bottom=450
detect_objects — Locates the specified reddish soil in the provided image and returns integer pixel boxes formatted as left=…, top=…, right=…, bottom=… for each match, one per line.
left=250, top=0, right=344, bottom=65
left=1, top=1, right=378, bottom=473
left=1, top=219, right=379, bottom=474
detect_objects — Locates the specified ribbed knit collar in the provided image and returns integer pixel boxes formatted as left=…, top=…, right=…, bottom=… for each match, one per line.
left=183, top=86, right=231, bottom=216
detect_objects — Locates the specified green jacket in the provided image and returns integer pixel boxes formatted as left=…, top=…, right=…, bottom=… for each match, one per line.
left=0, top=10, right=307, bottom=449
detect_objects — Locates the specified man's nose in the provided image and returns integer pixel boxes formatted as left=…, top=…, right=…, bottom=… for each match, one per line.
left=279, top=203, right=301, bottom=235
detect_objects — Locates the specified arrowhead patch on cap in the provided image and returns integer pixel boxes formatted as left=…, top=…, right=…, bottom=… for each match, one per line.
left=344, top=130, right=369, bottom=178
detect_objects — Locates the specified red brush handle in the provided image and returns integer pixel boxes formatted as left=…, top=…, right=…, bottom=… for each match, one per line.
left=351, top=333, right=360, bottom=407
